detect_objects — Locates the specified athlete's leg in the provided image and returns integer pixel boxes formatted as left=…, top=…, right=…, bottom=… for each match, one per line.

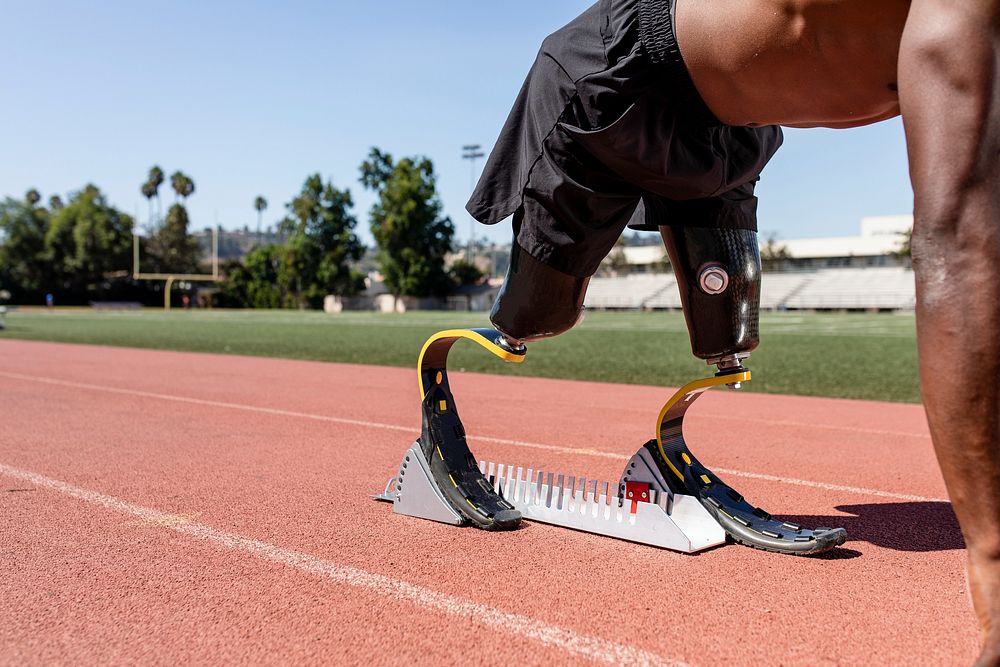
left=660, top=224, right=761, bottom=369
left=421, top=205, right=635, bottom=531
left=490, top=238, right=590, bottom=347
left=422, top=0, right=650, bottom=531
left=639, top=190, right=847, bottom=554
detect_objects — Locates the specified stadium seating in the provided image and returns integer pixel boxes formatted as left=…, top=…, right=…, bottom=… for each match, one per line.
left=584, top=267, right=915, bottom=311
left=583, top=274, right=675, bottom=309
left=782, top=267, right=915, bottom=310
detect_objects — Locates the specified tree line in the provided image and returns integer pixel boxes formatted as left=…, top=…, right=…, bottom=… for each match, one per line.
left=0, top=148, right=483, bottom=307
left=0, top=185, right=137, bottom=304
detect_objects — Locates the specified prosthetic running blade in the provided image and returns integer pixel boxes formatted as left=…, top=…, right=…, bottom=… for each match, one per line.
left=621, top=370, right=848, bottom=555
left=413, top=328, right=525, bottom=530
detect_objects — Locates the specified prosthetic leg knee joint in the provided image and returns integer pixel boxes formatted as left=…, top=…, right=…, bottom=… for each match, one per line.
left=661, top=225, right=760, bottom=372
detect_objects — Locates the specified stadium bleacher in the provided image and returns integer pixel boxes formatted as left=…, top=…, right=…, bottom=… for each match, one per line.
left=584, top=267, right=915, bottom=311
left=582, top=274, right=674, bottom=309
left=782, top=267, right=915, bottom=310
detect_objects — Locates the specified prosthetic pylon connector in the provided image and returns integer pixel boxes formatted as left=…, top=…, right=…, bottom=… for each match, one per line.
left=621, top=369, right=848, bottom=555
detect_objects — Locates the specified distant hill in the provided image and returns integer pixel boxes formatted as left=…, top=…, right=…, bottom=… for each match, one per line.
left=192, top=228, right=288, bottom=260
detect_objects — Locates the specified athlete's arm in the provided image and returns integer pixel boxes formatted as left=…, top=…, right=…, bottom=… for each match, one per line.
left=899, top=0, right=1000, bottom=656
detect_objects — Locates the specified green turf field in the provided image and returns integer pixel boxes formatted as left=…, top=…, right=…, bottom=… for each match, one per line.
left=0, top=308, right=920, bottom=403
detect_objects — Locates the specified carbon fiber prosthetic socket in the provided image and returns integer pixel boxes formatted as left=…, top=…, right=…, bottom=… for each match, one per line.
left=490, top=243, right=589, bottom=343
left=660, top=226, right=761, bottom=362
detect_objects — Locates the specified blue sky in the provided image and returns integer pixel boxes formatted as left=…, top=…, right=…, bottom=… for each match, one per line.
left=0, top=1, right=913, bottom=246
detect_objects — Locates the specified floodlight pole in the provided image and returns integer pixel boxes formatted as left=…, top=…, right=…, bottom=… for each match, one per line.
left=212, top=226, right=219, bottom=279
left=462, top=144, right=485, bottom=263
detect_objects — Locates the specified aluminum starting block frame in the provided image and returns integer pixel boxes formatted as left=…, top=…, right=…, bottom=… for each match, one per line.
left=477, top=459, right=725, bottom=553
left=373, top=443, right=726, bottom=554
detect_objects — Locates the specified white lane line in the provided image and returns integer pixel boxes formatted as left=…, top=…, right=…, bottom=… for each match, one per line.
left=0, top=370, right=930, bottom=441
left=0, top=370, right=416, bottom=432
left=710, top=468, right=944, bottom=504
left=710, top=414, right=929, bottom=439
left=0, top=371, right=946, bottom=504
left=0, top=463, right=680, bottom=667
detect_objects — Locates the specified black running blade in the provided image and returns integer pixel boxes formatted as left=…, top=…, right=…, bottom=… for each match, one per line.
left=645, top=440, right=847, bottom=555
left=420, top=372, right=522, bottom=531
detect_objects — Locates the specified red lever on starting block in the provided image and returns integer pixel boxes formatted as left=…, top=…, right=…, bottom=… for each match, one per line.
left=624, top=481, right=650, bottom=514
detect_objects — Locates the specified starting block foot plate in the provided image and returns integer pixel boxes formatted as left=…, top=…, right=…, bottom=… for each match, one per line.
left=373, top=442, right=464, bottom=526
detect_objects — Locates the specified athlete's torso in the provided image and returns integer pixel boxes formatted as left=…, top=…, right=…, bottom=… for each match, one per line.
left=675, top=0, right=911, bottom=128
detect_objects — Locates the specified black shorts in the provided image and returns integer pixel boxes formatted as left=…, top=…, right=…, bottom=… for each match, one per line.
left=466, top=0, right=783, bottom=278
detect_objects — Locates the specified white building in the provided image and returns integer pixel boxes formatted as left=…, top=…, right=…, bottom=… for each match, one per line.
left=780, top=215, right=912, bottom=268
left=612, top=215, right=912, bottom=273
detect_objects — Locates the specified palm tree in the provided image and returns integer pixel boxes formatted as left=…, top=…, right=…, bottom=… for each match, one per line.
left=141, top=181, right=157, bottom=224
left=147, top=166, right=165, bottom=221
left=170, top=171, right=185, bottom=201
left=48, top=195, right=64, bottom=211
left=254, top=195, right=267, bottom=245
left=25, top=189, right=41, bottom=207
left=170, top=171, right=195, bottom=202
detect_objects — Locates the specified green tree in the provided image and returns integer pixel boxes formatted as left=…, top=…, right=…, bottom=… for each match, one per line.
left=1, top=186, right=134, bottom=301
left=148, top=165, right=165, bottom=220
left=359, top=148, right=454, bottom=298
left=25, top=189, right=41, bottom=208
left=254, top=195, right=267, bottom=244
left=277, top=174, right=364, bottom=307
left=140, top=181, right=157, bottom=223
left=148, top=166, right=164, bottom=190
left=45, top=184, right=134, bottom=290
left=449, top=258, right=485, bottom=287
left=216, top=245, right=283, bottom=308
left=144, top=170, right=200, bottom=273
left=170, top=171, right=195, bottom=201
left=141, top=166, right=166, bottom=225
left=0, top=194, right=49, bottom=297
left=148, top=204, right=201, bottom=273
left=48, top=195, right=64, bottom=211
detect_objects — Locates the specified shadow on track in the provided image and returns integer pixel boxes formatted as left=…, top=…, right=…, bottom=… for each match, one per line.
left=780, top=501, right=964, bottom=553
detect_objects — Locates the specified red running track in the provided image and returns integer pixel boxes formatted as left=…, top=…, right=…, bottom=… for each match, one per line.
left=0, top=340, right=978, bottom=665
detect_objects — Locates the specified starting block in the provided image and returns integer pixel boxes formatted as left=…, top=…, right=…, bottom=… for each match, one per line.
left=374, top=441, right=726, bottom=553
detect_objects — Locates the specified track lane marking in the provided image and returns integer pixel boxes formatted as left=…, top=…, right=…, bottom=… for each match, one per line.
left=0, top=371, right=946, bottom=504
left=0, top=370, right=930, bottom=439
left=707, top=468, right=943, bottom=504
left=0, top=462, right=681, bottom=667
left=714, top=415, right=929, bottom=438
